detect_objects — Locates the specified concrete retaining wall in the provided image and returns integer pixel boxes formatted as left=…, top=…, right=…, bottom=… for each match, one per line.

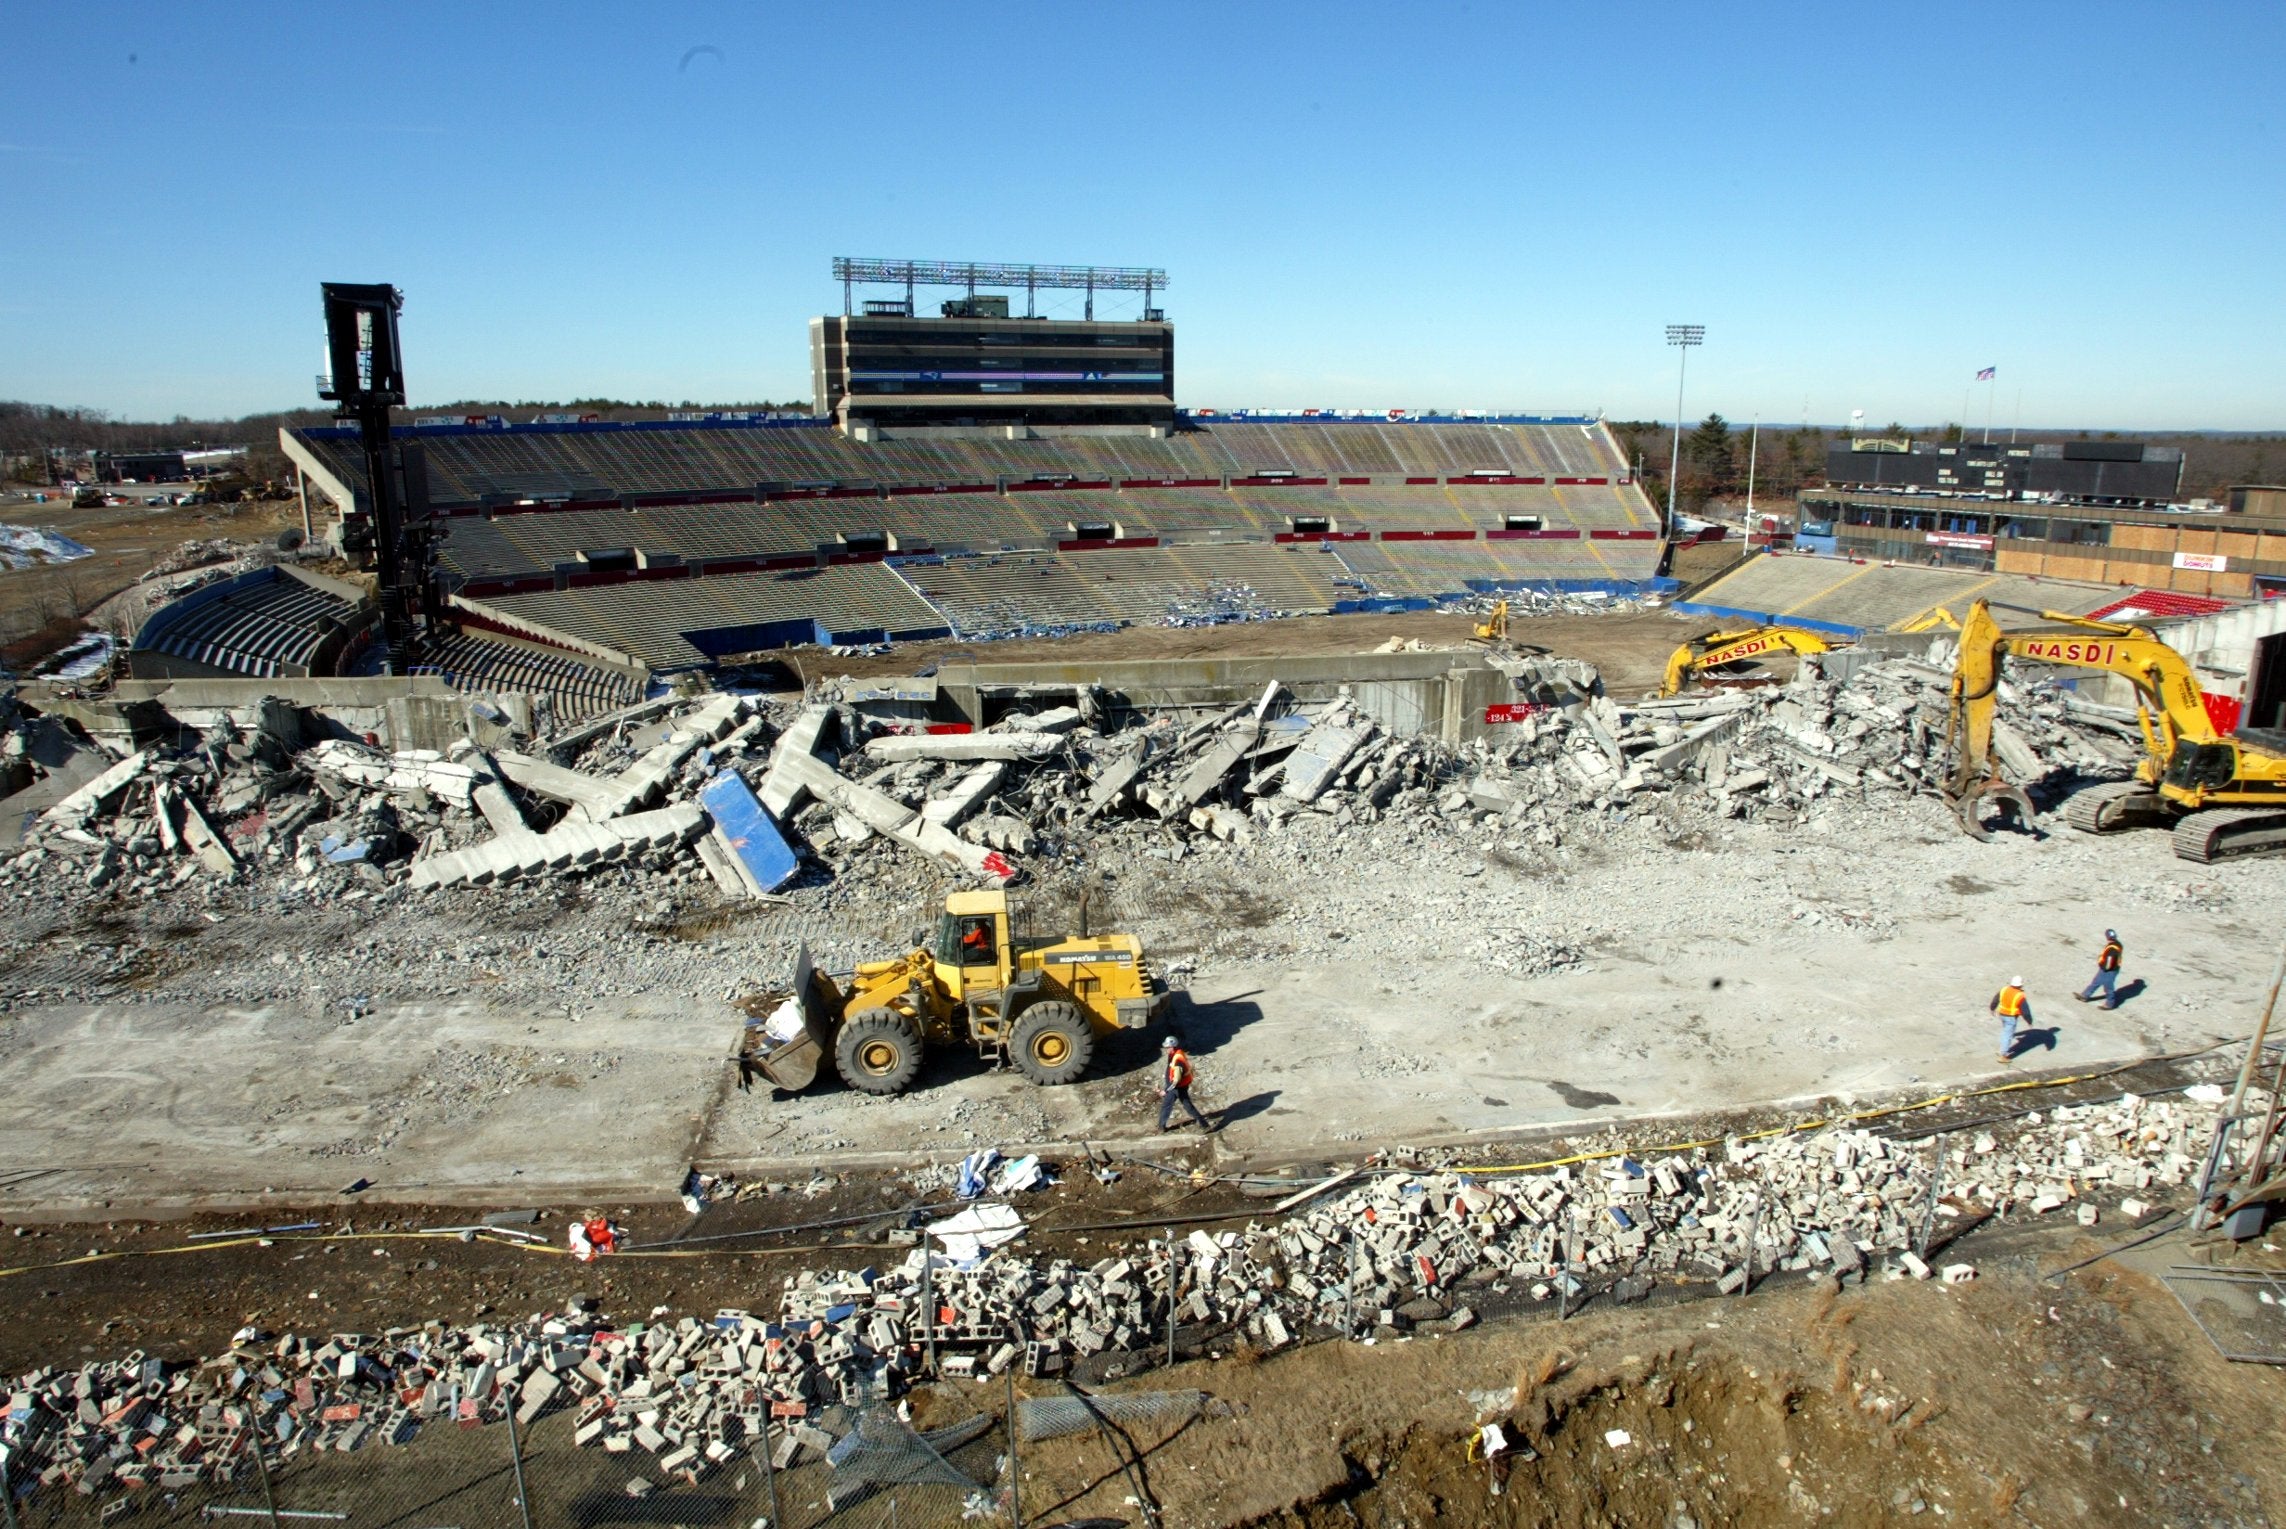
left=935, top=650, right=1521, bottom=744
left=25, top=677, right=534, bottom=754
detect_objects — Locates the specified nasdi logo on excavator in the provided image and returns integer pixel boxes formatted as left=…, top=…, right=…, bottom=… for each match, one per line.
left=2018, top=639, right=2118, bottom=666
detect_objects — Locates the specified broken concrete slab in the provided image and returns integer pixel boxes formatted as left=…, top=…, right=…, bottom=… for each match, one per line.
left=406, top=802, right=705, bottom=890
left=305, top=741, right=480, bottom=809
left=963, top=814, right=1034, bottom=856
left=1279, top=713, right=1370, bottom=804
left=770, top=750, right=1008, bottom=880
left=863, top=732, right=1065, bottom=764
left=586, top=694, right=748, bottom=820
left=492, top=749, right=628, bottom=821
left=38, top=749, right=152, bottom=829
left=759, top=705, right=839, bottom=818
left=919, top=761, right=1006, bottom=829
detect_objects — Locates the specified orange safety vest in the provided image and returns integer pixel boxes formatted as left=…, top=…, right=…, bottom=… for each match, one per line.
left=1995, top=986, right=2026, bottom=1018
left=1165, top=1049, right=1193, bottom=1090
left=2099, top=940, right=2122, bottom=972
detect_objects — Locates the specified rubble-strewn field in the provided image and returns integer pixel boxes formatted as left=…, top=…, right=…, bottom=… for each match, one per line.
left=6, top=606, right=2286, bottom=1525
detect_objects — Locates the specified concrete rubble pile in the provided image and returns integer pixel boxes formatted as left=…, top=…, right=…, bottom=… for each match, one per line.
left=1448, top=646, right=2144, bottom=833
left=0, top=690, right=794, bottom=902
left=1, top=1085, right=2242, bottom=1503
left=0, top=631, right=2162, bottom=923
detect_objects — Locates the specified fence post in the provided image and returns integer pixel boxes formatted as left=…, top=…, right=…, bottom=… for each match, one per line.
left=1914, top=1141, right=1950, bottom=1261
left=250, top=1431, right=282, bottom=1529
left=1344, top=1228, right=1357, bottom=1337
left=1163, top=1239, right=1177, bottom=1369
left=758, top=1408, right=783, bottom=1529
left=922, top=1252, right=937, bottom=1377
left=1004, top=1365, right=1022, bottom=1529
left=0, top=1442, right=22, bottom=1529
left=502, top=1392, right=536, bottom=1529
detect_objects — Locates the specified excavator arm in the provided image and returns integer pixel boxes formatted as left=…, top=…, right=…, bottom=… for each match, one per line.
left=1660, top=625, right=1837, bottom=697
left=1943, top=598, right=2227, bottom=839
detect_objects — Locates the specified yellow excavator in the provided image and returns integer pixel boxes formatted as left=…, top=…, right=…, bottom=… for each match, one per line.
left=752, top=888, right=1169, bottom=1096
left=1944, top=598, right=2286, bottom=860
left=1660, top=625, right=1838, bottom=697
left=1472, top=599, right=1509, bottom=644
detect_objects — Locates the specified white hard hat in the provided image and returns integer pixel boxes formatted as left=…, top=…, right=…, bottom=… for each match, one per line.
left=2012, top=975, right=2024, bottom=986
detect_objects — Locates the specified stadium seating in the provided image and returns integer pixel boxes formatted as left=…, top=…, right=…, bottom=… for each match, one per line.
left=459, top=563, right=949, bottom=672
left=298, top=418, right=1634, bottom=508
left=130, top=566, right=365, bottom=680
left=293, top=414, right=1661, bottom=679
left=413, top=631, right=646, bottom=720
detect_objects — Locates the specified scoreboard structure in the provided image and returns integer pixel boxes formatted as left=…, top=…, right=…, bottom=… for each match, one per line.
left=812, top=258, right=1174, bottom=437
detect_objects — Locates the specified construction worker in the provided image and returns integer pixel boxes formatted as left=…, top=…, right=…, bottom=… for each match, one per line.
left=1158, top=1035, right=1213, bottom=1132
left=2077, top=929, right=2125, bottom=1010
left=1991, top=976, right=2031, bottom=1064
left=959, top=919, right=993, bottom=961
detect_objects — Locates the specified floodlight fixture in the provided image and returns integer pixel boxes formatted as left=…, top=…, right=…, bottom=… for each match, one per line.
left=1664, top=324, right=1706, bottom=534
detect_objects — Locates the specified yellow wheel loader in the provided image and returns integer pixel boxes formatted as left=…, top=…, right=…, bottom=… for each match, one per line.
left=753, top=889, right=1170, bottom=1095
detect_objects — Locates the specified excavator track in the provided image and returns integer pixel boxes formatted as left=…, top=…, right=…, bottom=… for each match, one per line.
left=2062, top=781, right=2168, bottom=835
left=2171, top=808, right=2286, bottom=864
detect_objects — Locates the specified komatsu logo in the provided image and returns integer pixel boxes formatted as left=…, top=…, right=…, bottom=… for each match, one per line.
left=2018, top=639, right=2118, bottom=666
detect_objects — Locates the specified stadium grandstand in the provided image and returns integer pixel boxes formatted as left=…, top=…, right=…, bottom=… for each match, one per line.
left=280, top=411, right=1668, bottom=678
left=130, top=566, right=370, bottom=681
left=264, top=259, right=1672, bottom=682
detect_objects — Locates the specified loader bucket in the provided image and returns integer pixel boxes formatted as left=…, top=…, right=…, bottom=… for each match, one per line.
left=755, top=943, right=836, bottom=1093
left=756, top=1030, right=822, bottom=1091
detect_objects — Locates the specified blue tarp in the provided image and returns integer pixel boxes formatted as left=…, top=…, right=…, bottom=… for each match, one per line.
left=700, top=772, right=800, bottom=892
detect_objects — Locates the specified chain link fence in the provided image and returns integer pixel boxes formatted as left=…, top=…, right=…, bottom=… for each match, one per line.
left=2, top=1393, right=1019, bottom=1529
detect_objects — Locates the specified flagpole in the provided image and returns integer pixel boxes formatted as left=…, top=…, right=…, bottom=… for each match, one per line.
left=1746, top=415, right=1759, bottom=524
left=2011, top=386, right=2021, bottom=445
left=1984, top=374, right=1995, bottom=445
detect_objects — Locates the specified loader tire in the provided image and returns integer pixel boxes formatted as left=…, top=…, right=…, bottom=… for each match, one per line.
left=1011, top=1001, right=1094, bottom=1086
left=836, top=1009, right=922, bottom=1096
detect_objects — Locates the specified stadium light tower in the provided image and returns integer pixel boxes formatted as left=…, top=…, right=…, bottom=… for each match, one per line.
left=1664, top=324, right=1704, bottom=537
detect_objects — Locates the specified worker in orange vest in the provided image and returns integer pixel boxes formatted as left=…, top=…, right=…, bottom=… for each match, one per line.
left=1158, top=1036, right=1213, bottom=1133
left=2077, top=929, right=2125, bottom=1010
left=1990, top=976, right=2031, bottom=1064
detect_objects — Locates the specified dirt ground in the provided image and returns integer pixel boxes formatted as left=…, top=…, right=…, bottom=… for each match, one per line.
left=784, top=606, right=1698, bottom=698
left=0, top=484, right=302, bottom=656
left=5, top=1179, right=2281, bottom=1528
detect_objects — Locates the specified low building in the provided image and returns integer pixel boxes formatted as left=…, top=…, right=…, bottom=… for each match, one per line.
left=1797, top=442, right=2286, bottom=598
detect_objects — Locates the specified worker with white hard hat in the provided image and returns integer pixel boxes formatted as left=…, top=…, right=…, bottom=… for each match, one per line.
left=1990, top=975, right=2032, bottom=1064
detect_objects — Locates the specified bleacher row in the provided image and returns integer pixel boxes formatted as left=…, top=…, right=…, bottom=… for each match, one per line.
left=294, top=418, right=1629, bottom=507
left=433, top=482, right=1650, bottom=588
left=460, top=563, right=950, bottom=674
left=454, top=526, right=1668, bottom=673
left=410, top=632, right=647, bottom=720
left=132, top=567, right=363, bottom=680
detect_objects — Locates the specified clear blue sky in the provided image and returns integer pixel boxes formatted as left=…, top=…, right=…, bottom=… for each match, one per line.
left=4, top=2, right=2281, bottom=429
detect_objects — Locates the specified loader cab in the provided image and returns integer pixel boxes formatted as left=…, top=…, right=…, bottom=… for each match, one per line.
left=933, top=889, right=1015, bottom=1000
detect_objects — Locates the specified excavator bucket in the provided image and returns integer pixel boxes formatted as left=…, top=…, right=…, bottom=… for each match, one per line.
left=1954, top=780, right=2037, bottom=842
left=754, top=947, right=837, bottom=1092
